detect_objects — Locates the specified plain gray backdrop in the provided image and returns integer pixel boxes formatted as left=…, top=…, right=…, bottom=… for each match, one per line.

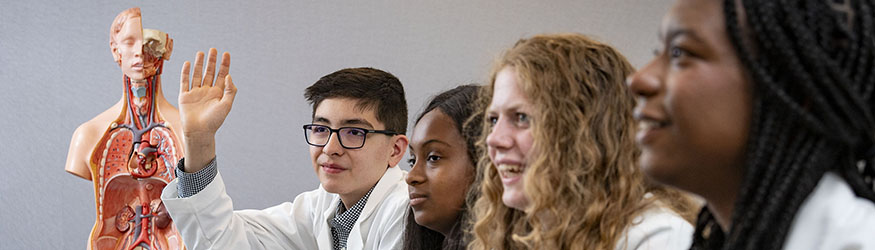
left=0, top=0, right=672, bottom=248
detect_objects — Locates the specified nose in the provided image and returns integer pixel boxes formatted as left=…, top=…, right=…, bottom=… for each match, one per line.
left=133, top=39, right=144, bottom=58
left=405, top=158, right=426, bottom=186
left=486, top=117, right=514, bottom=151
left=321, top=132, right=345, bottom=156
left=626, top=59, right=662, bottom=98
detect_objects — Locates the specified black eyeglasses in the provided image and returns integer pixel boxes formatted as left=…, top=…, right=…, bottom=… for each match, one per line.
left=302, top=124, right=399, bottom=149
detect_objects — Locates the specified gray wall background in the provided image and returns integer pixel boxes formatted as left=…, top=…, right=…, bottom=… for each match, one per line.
left=0, top=0, right=672, bottom=248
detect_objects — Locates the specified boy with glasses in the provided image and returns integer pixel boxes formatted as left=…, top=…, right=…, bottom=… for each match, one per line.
left=161, top=49, right=410, bottom=250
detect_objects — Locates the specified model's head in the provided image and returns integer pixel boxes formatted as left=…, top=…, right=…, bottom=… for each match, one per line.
left=471, top=33, right=656, bottom=249
left=304, top=67, right=409, bottom=199
left=628, top=0, right=875, bottom=249
left=109, top=7, right=172, bottom=80
left=404, top=84, right=482, bottom=249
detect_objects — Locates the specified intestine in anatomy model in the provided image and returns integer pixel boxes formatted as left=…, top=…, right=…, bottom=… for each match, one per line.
left=65, top=7, right=185, bottom=250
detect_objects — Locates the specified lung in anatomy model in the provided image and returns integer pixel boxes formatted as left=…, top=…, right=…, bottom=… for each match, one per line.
left=64, top=7, right=185, bottom=250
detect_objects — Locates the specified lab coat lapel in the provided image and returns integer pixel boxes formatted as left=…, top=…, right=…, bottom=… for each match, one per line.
left=348, top=166, right=403, bottom=250
left=359, top=167, right=401, bottom=220
left=317, top=194, right=341, bottom=250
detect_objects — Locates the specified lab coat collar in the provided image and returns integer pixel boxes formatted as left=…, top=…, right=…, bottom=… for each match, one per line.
left=319, top=165, right=405, bottom=249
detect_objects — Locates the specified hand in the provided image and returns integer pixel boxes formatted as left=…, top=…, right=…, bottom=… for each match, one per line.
left=178, top=48, right=236, bottom=172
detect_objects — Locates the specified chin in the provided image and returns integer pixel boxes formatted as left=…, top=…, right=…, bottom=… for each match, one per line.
left=640, top=162, right=684, bottom=190
left=502, top=191, right=529, bottom=211
left=125, top=73, right=146, bottom=81
left=412, top=211, right=430, bottom=226
left=321, top=182, right=344, bottom=194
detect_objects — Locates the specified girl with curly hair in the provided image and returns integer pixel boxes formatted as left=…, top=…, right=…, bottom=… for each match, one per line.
left=469, top=33, right=699, bottom=250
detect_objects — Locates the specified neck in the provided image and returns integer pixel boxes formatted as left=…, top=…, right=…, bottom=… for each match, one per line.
left=435, top=214, right=463, bottom=236
left=339, top=188, right=369, bottom=210
left=706, top=196, right=736, bottom=233
left=701, top=167, right=743, bottom=233
left=123, top=74, right=165, bottom=128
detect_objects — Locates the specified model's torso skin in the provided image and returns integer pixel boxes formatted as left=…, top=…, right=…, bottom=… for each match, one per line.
left=66, top=77, right=186, bottom=250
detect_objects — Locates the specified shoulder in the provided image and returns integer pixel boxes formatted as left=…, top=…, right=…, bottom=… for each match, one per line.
left=71, top=117, right=107, bottom=143
left=294, top=185, right=340, bottom=209
left=364, top=168, right=410, bottom=225
left=784, top=172, right=875, bottom=250
left=66, top=111, right=118, bottom=178
left=72, top=101, right=124, bottom=140
left=617, top=204, right=694, bottom=250
left=376, top=167, right=411, bottom=212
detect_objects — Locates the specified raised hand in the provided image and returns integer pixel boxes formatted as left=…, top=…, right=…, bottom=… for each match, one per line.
left=178, top=48, right=237, bottom=172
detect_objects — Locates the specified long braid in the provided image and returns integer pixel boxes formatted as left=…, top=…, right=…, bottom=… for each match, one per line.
left=691, top=0, right=875, bottom=249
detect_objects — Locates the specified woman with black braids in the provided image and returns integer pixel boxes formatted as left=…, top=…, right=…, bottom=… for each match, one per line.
left=627, top=0, right=875, bottom=249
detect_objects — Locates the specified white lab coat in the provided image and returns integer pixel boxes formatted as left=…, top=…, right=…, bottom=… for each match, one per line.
left=161, top=166, right=409, bottom=250
left=783, top=172, right=875, bottom=250
left=615, top=196, right=695, bottom=250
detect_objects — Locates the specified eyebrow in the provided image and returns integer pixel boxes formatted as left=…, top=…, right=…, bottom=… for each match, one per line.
left=662, top=27, right=706, bottom=44
left=410, top=139, right=452, bottom=153
left=487, top=104, right=529, bottom=116
left=313, top=116, right=375, bottom=129
left=421, top=139, right=451, bottom=148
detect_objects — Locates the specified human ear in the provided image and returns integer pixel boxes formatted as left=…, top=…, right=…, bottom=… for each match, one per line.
left=110, top=41, right=121, bottom=65
left=163, top=36, right=173, bottom=60
left=387, top=135, right=409, bottom=168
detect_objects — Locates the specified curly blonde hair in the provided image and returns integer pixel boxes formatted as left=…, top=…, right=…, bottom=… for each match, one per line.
left=468, top=33, right=698, bottom=250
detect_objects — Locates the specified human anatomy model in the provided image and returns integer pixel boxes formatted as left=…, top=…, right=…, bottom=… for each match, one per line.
left=64, top=7, right=185, bottom=250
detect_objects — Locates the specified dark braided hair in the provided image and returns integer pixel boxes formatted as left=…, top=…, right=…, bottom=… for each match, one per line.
left=692, top=0, right=875, bottom=249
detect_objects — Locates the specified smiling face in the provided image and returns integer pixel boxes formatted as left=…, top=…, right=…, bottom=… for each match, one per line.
left=626, top=0, right=751, bottom=197
left=310, top=98, right=404, bottom=204
left=405, top=109, right=474, bottom=235
left=486, top=67, right=535, bottom=211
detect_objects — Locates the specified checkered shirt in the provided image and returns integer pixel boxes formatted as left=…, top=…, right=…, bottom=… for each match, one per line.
left=175, top=157, right=218, bottom=198
left=330, top=186, right=374, bottom=250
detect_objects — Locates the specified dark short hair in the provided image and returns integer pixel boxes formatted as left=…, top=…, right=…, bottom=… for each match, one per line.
left=304, top=67, right=408, bottom=134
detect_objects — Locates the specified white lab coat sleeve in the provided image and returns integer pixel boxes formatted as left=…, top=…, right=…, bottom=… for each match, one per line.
left=161, top=171, right=318, bottom=250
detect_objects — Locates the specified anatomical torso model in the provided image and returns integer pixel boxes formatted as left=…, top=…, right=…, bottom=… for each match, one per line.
left=65, top=7, right=185, bottom=250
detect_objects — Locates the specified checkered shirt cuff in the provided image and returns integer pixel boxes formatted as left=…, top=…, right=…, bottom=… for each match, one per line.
left=175, top=157, right=218, bottom=198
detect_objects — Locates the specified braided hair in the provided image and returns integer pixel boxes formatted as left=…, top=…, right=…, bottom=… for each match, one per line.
left=692, top=0, right=875, bottom=249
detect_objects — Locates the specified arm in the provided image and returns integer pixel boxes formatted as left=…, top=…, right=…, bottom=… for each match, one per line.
left=65, top=124, right=95, bottom=180
left=162, top=171, right=318, bottom=250
left=178, top=48, right=236, bottom=173
left=164, top=49, right=319, bottom=250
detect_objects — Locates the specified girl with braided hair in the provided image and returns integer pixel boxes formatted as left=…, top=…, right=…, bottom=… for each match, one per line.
left=627, top=0, right=875, bottom=249
left=469, top=33, right=699, bottom=250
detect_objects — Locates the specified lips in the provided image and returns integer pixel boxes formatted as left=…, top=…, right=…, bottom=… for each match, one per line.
left=131, top=62, right=144, bottom=71
left=409, top=192, right=428, bottom=207
left=496, top=163, right=525, bottom=184
left=321, top=163, right=346, bottom=174
left=634, top=112, right=670, bottom=144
